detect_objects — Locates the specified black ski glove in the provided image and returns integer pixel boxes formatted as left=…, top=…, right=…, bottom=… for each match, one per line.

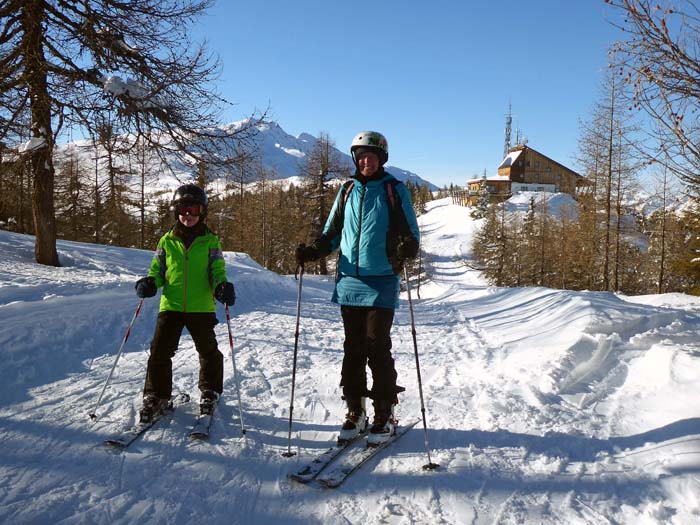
left=215, top=281, right=236, bottom=306
left=135, top=276, right=157, bottom=298
left=396, top=237, right=419, bottom=260
left=295, top=243, right=320, bottom=265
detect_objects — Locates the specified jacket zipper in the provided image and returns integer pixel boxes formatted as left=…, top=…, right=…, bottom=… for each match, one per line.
left=182, top=236, right=202, bottom=312
left=183, top=246, right=189, bottom=312
left=354, top=184, right=366, bottom=277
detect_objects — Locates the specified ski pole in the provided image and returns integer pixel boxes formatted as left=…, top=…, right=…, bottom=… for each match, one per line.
left=225, top=303, right=246, bottom=435
left=403, top=266, right=439, bottom=470
left=283, top=263, right=304, bottom=457
left=89, top=299, right=144, bottom=421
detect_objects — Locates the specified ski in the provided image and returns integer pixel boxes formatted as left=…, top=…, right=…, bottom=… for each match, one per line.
left=316, top=419, right=420, bottom=488
left=289, top=430, right=368, bottom=484
left=189, top=398, right=219, bottom=440
left=104, top=392, right=190, bottom=449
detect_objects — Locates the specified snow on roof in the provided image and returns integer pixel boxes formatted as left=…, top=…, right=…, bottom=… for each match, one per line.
left=498, top=149, right=523, bottom=169
left=466, top=174, right=511, bottom=183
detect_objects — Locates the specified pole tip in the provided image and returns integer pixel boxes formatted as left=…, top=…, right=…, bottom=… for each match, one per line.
left=88, top=413, right=97, bottom=421
left=282, top=451, right=297, bottom=458
left=422, top=463, right=440, bottom=471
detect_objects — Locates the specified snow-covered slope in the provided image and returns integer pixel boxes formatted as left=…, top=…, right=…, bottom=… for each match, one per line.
left=1, top=198, right=700, bottom=524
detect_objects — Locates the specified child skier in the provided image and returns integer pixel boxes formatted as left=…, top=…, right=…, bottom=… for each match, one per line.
left=134, top=184, right=236, bottom=422
left=295, top=131, right=420, bottom=445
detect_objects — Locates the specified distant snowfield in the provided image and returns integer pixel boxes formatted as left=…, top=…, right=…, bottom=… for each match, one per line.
left=1, top=197, right=700, bottom=524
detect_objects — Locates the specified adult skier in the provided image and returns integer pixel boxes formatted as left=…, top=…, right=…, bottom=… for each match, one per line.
left=296, top=131, right=420, bottom=445
left=134, top=184, right=236, bottom=422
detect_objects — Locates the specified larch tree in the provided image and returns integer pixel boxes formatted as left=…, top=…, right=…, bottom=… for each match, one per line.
left=300, top=132, right=349, bottom=275
left=0, top=0, right=258, bottom=265
left=576, top=57, right=638, bottom=291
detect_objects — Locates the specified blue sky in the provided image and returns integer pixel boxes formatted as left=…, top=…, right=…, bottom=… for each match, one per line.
left=191, top=1, right=621, bottom=188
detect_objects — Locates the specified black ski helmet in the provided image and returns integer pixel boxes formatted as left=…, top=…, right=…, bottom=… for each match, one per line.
left=170, top=184, right=208, bottom=220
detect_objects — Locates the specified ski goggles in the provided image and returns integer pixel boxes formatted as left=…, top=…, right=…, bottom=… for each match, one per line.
left=176, top=203, right=202, bottom=216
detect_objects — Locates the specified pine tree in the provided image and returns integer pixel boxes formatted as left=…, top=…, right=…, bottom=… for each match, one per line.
left=469, top=182, right=490, bottom=219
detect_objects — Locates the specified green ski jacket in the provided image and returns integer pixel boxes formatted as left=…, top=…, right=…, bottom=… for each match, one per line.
left=147, top=227, right=227, bottom=313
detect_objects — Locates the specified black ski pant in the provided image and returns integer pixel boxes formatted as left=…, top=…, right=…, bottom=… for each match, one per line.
left=340, top=305, right=401, bottom=402
left=143, top=311, right=223, bottom=399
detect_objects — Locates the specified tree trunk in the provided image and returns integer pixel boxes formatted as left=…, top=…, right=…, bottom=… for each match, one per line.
left=657, top=170, right=668, bottom=294
left=140, top=140, right=146, bottom=249
left=23, top=1, right=59, bottom=266
left=603, top=76, right=615, bottom=291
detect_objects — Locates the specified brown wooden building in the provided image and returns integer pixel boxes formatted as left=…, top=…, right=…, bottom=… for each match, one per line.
left=464, top=146, right=587, bottom=206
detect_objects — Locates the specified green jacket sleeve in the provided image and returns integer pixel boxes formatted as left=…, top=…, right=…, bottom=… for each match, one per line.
left=147, top=236, right=168, bottom=288
left=208, top=235, right=227, bottom=289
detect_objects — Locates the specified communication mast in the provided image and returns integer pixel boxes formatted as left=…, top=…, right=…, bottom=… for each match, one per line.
left=504, top=102, right=513, bottom=158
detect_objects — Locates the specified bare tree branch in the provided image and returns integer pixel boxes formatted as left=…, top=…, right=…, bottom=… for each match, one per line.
left=607, top=0, right=700, bottom=186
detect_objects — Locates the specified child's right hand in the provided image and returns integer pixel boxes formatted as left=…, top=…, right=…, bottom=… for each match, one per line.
left=135, top=277, right=157, bottom=298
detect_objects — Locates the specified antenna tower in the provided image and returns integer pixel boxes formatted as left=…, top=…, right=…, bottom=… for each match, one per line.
left=504, top=101, right=513, bottom=158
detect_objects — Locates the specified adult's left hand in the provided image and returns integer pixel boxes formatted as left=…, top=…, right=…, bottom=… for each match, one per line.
left=397, top=237, right=419, bottom=260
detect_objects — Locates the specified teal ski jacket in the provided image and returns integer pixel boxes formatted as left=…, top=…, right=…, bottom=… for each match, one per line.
left=314, top=170, right=420, bottom=309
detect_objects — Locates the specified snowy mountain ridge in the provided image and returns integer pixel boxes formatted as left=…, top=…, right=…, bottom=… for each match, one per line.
left=1, top=198, right=700, bottom=523
left=54, top=119, right=438, bottom=203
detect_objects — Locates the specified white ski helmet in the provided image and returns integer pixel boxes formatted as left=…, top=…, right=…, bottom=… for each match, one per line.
left=350, top=131, right=389, bottom=166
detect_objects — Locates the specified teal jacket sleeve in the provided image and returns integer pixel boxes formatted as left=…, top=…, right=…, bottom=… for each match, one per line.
left=396, top=182, right=420, bottom=243
left=313, top=185, right=346, bottom=256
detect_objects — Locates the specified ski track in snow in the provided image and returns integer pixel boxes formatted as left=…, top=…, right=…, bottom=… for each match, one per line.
left=2, top=199, right=700, bottom=524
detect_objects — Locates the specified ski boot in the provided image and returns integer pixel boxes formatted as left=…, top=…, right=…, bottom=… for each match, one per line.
left=338, top=397, right=367, bottom=444
left=367, top=398, right=397, bottom=447
left=139, top=394, right=169, bottom=423
left=199, top=390, right=219, bottom=416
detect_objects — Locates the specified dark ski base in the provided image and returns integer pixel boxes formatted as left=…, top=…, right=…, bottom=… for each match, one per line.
left=289, top=431, right=368, bottom=484
left=317, top=420, right=420, bottom=488
left=104, top=393, right=191, bottom=449
left=189, top=399, right=219, bottom=440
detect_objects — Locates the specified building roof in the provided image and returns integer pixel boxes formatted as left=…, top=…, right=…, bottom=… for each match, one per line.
left=499, top=145, right=583, bottom=178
